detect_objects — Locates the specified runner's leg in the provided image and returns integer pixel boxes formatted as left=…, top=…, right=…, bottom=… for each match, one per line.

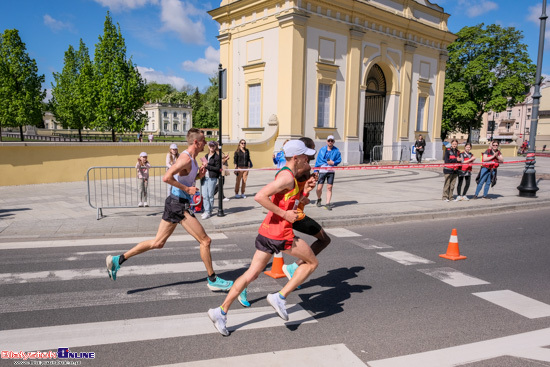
left=124, top=220, right=178, bottom=259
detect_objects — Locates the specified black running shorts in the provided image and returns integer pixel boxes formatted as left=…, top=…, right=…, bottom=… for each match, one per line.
left=317, top=171, right=335, bottom=185
left=162, top=195, right=194, bottom=223
left=255, top=233, right=295, bottom=254
left=292, top=215, right=322, bottom=237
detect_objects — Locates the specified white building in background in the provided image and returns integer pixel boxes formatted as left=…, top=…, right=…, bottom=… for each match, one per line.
left=43, top=111, right=62, bottom=130
left=142, top=102, right=193, bottom=136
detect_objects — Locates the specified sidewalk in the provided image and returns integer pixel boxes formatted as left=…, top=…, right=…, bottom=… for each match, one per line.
left=1, top=158, right=549, bottom=241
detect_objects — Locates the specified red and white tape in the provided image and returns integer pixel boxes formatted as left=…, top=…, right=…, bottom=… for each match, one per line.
left=226, top=160, right=529, bottom=172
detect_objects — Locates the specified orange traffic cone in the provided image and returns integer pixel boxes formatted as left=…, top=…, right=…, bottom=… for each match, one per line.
left=440, top=228, right=467, bottom=260
left=264, top=252, right=286, bottom=278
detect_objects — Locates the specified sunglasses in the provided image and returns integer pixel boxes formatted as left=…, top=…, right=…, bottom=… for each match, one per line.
left=327, top=139, right=334, bottom=142
left=240, top=142, right=246, bottom=145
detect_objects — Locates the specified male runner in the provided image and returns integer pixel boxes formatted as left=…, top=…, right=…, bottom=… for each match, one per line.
left=208, top=140, right=318, bottom=336
left=106, top=128, right=248, bottom=306
left=282, top=137, right=331, bottom=282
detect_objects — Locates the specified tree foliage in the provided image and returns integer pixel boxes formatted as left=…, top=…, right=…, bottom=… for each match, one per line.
left=93, top=12, right=147, bottom=141
left=0, top=29, right=46, bottom=141
left=144, top=82, right=176, bottom=103
left=442, top=24, right=536, bottom=138
left=51, top=40, right=95, bottom=141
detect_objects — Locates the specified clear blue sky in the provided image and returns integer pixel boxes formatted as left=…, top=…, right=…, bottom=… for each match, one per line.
left=1, top=0, right=548, bottom=100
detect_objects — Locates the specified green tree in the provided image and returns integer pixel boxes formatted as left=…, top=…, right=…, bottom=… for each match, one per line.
left=0, top=29, right=46, bottom=141
left=144, top=82, right=175, bottom=103
left=443, top=24, right=536, bottom=139
left=51, top=40, right=95, bottom=141
left=93, top=12, right=147, bottom=142
left=199, top=75, right=219, bottom=128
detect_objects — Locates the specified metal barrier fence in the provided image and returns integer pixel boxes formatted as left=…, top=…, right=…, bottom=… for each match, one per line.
left=370, top=145, right=411, bottom=164
left=87, top=166, right=172, bottom=219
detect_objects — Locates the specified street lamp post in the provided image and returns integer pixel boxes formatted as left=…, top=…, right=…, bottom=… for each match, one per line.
left=518, top=0, right=547, bottom=197
left=217, top=64, right=226, bottom=216
left=489, top=120, right=495, bottom=141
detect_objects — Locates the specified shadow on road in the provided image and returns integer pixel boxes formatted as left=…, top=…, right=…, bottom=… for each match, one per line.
left=297, top=266, right=370, bottom=322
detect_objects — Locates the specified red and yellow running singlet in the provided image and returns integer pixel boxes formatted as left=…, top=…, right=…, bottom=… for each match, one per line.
left=258, top=167, right=301, bottom=241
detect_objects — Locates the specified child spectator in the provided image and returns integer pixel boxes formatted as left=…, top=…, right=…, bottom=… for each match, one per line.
left=136, top=152, right=150, bottom=207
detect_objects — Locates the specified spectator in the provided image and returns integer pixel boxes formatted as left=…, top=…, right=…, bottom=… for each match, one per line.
left=474, top=140, right=504, bottom=199
left=166, top=144, right=179, bottom=169
left=442, top=139, right=460, bottom=202
left=201, top=141, right=221, bottom=219
left=455, top=142, right=475, bottom=201
left=315, top=135, right=342, bottom=211
left=136, top=152, right=150, bottom=207
left=414, top=135, right=426, bottom=163
left=137, top=131, right=143, bottom=143
left=272, top=139, right=289, bottom=169
left=148, top=133, right=154, bottom=143
left=233, top=139, right=252, bottom=198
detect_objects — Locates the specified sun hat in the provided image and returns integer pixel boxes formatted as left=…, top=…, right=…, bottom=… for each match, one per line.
left=170, top=144, right=178, bottom=150
left=140, top=152, right=147, bottom=157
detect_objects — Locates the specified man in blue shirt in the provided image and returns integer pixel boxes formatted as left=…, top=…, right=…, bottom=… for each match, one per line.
left=314, top=135, right=342, bottom=211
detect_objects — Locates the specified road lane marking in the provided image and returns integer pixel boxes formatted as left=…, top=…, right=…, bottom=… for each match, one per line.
left=472, top=290, right=550, bottom=319
left=0, top=233, right=229, bottom=250
left=0, top=277, right=280, bottom=313
left=0, top=259, right=250, bottom=284
left=349, top=239, right=393, bottom=250
left=324, top=228, right=362, bottom=237
left=155, top=344, right=366, bottom=367
left=418, top=267, right=490, bottom=287
left=0, top=305, right=316, bottom=351
left=377, top=251, right=434, bottom=265
left=367, top=327, right=550, bottom=366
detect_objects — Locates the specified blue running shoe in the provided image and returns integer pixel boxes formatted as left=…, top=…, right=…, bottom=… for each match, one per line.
left=207, top=276, right=233, bottom=291
left=238, top=288, right=250, bottom=307
left=106, top=255, right=120, bottom=281
left=282, top=263, right=301, bottom=289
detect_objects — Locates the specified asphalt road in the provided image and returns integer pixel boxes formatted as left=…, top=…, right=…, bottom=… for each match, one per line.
left=1, top=208, right=550, bottom=366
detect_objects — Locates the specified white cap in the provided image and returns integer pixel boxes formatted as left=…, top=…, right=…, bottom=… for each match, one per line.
left=283, top=140, right=316, bottom=158
left=327, top=135, right=335, bottom=141
left=140, top=152, right=148, bottom=157
left=170, top=143, right=178, bottom=150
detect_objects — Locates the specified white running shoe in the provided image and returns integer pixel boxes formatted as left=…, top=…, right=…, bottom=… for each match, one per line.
left=463, top=196, right=470, bottom=201
left=454, top=196, right=462, bottom=202
left=267, top=293, right=288, bottom=321
left=144, top=202, right=149, bottom=207
left=138, top=202, right=144, bottom=207
left=207, top=307, right=229, bottom=336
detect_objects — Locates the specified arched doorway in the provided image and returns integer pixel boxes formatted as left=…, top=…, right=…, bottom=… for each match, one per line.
left=363, top=64, right=387, bottom=162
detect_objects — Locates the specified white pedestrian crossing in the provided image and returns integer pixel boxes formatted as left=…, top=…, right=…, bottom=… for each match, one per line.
left=377, top=251, right=434, bottom=265
left=0, top=259, right=251, bottom=284
left=418, top=267, right=490, bottom=287
left=349, top=238, right=393, bottom=250
left=155, top=344, right=366, bottom=367
left=0, top=305, right=317, bottom=351
left=0, top=233, right=229, bottom=250
left=473, top=290, right=550, bottom=319
left=324, top=228, right=362, bottom=237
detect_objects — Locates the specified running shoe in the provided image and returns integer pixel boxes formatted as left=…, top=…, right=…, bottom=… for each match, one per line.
left=463, top=196, right=470, bottom=201
left=282, top=263, right=301, bottom=289
left=282, top=263, right=298, bottom=281
left=324, top=204, right=332, bottom=211
left=138, top=202, right=144, bottom=207
left=453, top=196, right=462, bottom=202
left=106, top=255, right=120, bottom=281
left=267, top=293, right=288, bottom=321
left=144, top=202, right=149, bottom=207
left=207, top=277, right=234, bottom=291
left=238, top=288, right=250, bottom=307
left=316, top=199, right=322, bottom=207
left=208, top=307, right=229, bottom=336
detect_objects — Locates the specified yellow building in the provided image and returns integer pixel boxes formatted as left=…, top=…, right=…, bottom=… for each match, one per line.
left=209, top=0, right=456, bottom=163
left=536, top=83, right=550, bottom=150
